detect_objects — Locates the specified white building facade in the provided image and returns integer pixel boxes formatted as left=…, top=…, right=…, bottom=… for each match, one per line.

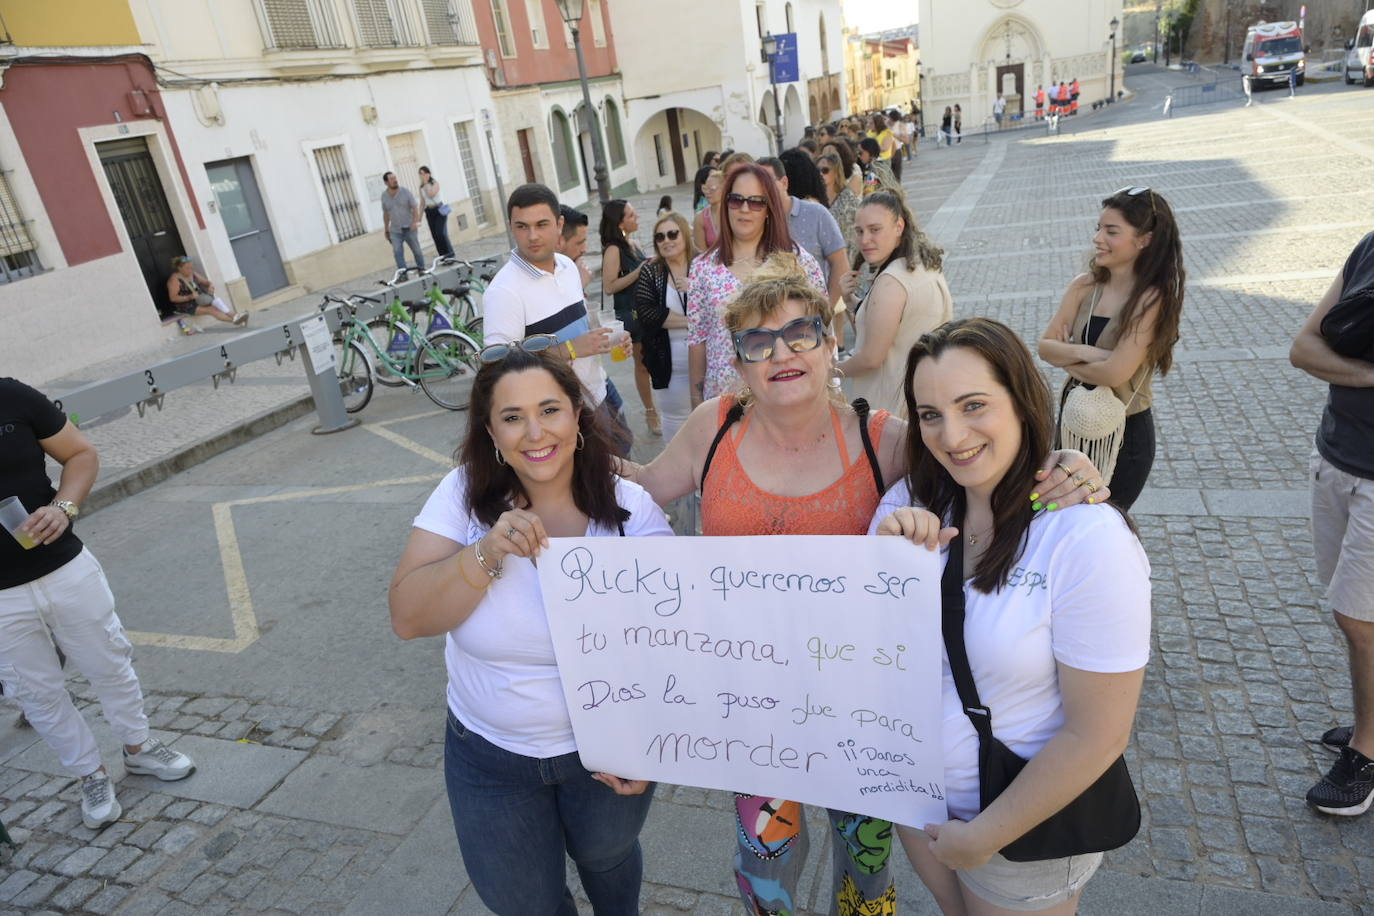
left=917, top=0, right=1125, bottom=131
left=609, top=0, right=844, bottom=191
left=129, top=0, right=504, bottom=310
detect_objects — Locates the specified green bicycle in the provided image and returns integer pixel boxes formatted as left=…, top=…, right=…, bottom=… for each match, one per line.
left=323, top=294, right=479, bottom=412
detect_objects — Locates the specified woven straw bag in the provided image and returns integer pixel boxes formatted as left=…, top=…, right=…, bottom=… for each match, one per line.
left=1059, top=382, right=1128, bottom=484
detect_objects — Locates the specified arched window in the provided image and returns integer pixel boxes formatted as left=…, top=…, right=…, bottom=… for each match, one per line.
left=604, top=97, right=626, bottom=168
left=549, top=108, right=577, bottom=191
left=819, top=13, right=829, bottom=74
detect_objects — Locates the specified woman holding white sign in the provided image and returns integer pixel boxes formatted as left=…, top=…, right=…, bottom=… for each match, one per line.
left=389, top=342, right=671, bottom=915
left=874, top=317, right=1149, bottom=914
left=623, top=262, right=1111, bottom=916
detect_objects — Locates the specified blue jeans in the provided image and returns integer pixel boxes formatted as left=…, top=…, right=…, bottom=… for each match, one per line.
left=390, top=227, right=424, bottom=271
left=598, top=379, right=634, bottom=458
left=443, top=710, right=654, bottom=915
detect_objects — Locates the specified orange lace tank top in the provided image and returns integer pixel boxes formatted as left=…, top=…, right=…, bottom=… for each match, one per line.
left=700, top=397, right=891, bottom=536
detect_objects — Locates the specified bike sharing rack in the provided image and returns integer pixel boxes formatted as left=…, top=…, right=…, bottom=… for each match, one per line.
left=52, top=258, right=500, bottom=436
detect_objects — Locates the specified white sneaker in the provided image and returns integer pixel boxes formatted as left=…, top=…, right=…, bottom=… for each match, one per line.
left=123, top=738, right=195, bottom=781
left=81, top=769, right=122, bottom=830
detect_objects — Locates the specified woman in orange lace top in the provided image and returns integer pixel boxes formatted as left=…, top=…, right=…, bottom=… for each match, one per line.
left=623, top=257, right=1111, bottom=914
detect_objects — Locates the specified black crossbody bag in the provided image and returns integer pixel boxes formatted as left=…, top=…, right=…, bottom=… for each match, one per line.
left=940, top=520, right=1141, bottom=862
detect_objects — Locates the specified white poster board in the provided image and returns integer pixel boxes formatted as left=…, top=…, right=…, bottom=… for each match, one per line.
left=538, top=535, right=947, bottom=827
left=299, top=315, right=337, bottom=376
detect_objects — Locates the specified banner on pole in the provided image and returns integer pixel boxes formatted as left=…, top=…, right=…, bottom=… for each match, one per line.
left=538, top=535, right=947, bottom=826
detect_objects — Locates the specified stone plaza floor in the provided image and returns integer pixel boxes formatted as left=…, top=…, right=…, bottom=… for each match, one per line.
left=2, top=64, right=1373, bottom=914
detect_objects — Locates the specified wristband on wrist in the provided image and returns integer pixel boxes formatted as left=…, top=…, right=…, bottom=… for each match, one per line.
left=457, top=545, right=489, bottom=590
left=565, top=340, right=577, bottom=359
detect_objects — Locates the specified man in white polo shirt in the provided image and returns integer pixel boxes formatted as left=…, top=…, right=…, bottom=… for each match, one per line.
left=482, top=184, right=632, bottom=454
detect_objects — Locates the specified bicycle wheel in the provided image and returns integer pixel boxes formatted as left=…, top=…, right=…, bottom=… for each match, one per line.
left=448, top=294, right=483, bottom=343
left=366, top=319, right=408, bottom=387
left=332, top=339, right=374, bottom=413
left=415, top=329, right=479, bottom=410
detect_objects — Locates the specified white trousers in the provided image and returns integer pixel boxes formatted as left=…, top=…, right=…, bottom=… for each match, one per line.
left=0, top=549, right=149, bottom=775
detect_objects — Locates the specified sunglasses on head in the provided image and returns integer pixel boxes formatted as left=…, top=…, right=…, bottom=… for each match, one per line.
left=653, top=228, right=681, bottom=243
left=726, top=193, right=769, bottom=212
left=478, top=334, right=559, bottom=363
left=732, top=315, right=827, bottom=363
left=1114, top=185, right=1157, bottom=217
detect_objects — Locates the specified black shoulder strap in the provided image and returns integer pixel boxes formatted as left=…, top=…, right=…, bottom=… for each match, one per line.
left=940, top=502, right=995, bottom=744
left=699, top=401, right=745, bottom=495
left=851, top=398, right=885, bottom=497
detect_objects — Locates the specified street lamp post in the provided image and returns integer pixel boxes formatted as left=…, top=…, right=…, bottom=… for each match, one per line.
left=554, top=0, right=610, bottom=204
left=1153, top=2, right=1161, bottom=63
left=762, top=33, right=784, bottom=156
left=1109, top=16, right=1119, bottom=102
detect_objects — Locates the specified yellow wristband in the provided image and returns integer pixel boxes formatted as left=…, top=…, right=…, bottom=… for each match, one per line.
left=565, top=340, right=577, bottom=359
left=457, top=545, right=490, bottom=591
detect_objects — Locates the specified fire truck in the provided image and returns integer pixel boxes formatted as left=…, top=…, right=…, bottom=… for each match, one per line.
left=1243, top=21, right=1306, bottom=88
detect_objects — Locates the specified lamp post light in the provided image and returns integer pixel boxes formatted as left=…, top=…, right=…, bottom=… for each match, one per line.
left=1109, top=16, right=1119, bottom=102
left=1153, top=2, right=1161, bottom=63
left=762, top=32, right=784, bottom=155
left=554, top=0, right=610, bottom=204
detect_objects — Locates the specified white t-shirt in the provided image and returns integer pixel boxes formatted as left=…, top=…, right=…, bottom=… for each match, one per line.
left=482, top=249, right=608, bottom=405
left=994, top=97, right=1007, bottom=116
left=868, top=481, right=1151, bottom=822
left=413, top=468, right=672, bottom=757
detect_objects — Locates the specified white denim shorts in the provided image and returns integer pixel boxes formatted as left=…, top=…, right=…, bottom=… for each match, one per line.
left=956, top=850, right=1104, bottom=912
left=1311, top=451, right=1374, bottom=623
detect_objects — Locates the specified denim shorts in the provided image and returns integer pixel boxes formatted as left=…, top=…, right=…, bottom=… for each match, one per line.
left=957, top=850, right=1103, bottom=911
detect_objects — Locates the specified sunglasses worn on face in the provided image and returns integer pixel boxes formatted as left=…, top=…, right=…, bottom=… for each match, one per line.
left=726, top=193, right=769, bottom=212
left=478, top=334, right=559, bottom=363
left=733, top=315, right=826, bottom=363
left=653, top=228, right=681, bottom=243
left=818, top=166, right=832, bottom=175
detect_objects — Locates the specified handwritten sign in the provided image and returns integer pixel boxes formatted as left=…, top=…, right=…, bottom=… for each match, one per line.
left=538, top=535, right=946, bottom=826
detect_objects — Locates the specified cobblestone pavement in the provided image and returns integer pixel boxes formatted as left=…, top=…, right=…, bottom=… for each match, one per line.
left=4, top=66, right=1374, bottom=914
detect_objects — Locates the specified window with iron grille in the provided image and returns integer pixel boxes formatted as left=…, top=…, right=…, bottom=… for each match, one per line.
left=257, top=0, right=346, bottom=49
left=0, top=168, right=40, bottom=284
left=550, top=110, right=577, bottom=190
left=312, top=145, right=366, bottom=242
left=420, top=0, right=479, bottom=45
left=653, top=134, right=666, bottom=177
left=453, top=121, right=489, bottom=226
left=354, top=0, right=419, bottom=47
left=604, top=98, right=625, bottom=168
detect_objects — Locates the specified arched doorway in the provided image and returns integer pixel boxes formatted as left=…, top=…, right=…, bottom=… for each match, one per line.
left=573, top=102, right=603, bottom=194
left=631, top=106, right=723, bottom=190
left=975, top=15, right=1047, bottom=117
left=783, top=85, right=804, bottom=145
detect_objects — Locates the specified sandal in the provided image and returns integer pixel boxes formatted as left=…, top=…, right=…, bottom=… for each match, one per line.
left=232, top=312, right=249, bottom=326
left=644, top=407, right=662, bottom=437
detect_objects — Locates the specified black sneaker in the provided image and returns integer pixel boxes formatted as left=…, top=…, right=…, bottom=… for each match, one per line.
left=1307, top=745, right=1374, bottom=816
left=1321, top=725, right=1354, bottom=754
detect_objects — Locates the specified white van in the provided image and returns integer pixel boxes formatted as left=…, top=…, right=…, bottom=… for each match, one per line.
left=1243, top=21, right=1306, bottom=87
left=1345, top=9, right=1374, bottom=87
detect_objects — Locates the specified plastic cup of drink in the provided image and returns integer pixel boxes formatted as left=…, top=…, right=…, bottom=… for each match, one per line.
left=0, top=496, right=37, bottom=550
left=604, top=319, right=630, bottom=362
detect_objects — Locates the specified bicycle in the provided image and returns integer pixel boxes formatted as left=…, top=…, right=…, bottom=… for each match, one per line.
left=322, top=294, right=480, bottom=411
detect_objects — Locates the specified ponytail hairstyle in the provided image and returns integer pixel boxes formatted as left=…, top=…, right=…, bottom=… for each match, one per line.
left=1090, top=188, right=1185, bottom=376
left=852, top=190, right=944, bottom=273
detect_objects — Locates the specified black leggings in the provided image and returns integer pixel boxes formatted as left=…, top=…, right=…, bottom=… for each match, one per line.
left=1108, top=409, right=1155, bottom=512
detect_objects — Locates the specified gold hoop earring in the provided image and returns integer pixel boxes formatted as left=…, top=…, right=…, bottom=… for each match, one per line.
left=494, top=446, right=506, bottom=466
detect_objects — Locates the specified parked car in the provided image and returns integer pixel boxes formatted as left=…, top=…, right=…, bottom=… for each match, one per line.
left=1131, top=49, right=1147, bottom=63
left=1345, top=9, right=1374, bottom=87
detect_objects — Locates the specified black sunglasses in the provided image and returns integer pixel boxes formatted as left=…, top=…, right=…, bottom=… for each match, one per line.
left=478, top=334, right=559, bottom=363
left=726, top=193, right=769, bottom=212
left=732, top=315, right=827, bottom=363
left=653, top=228, right=681, bottom=243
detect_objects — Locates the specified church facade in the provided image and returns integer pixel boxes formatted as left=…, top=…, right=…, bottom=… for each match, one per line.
left=917, top=0, right=1125, bottom=131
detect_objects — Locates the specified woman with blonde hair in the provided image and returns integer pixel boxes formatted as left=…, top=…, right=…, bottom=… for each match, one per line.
left=838, top=191, right=953, bottom=417
left=622, top=259, right=1112, bottom=915
left=634, top=211, right=696, bottom=442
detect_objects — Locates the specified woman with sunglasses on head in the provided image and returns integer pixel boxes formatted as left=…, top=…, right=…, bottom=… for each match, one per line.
left=389, top=339, right=670, bottom=916
left=634, top=212, right=696, bottom=442
left=686, top=162, right=825, bottom=407
left=823, top=137, right=864, bottom=203
left=601, top=200, right=661, bottom=436
left=621, top=262, right=1110, bottom=915
left=873, top=318, right=1149, bottom=914
left=691, top=167, right=724, bottom=252
left=1038, top=187, right=1185, bottom=511
left=820, top=151, right=861, bottom=267
left=837, top=191, right=953, bottom=418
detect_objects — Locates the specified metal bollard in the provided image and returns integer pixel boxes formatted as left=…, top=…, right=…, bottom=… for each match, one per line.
left=294, top=313, right=360, bottom=435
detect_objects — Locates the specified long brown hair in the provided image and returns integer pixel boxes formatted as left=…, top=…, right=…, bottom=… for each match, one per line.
left=713, top=162, right=797, bottom=268
left=1090, top=188, right=1185, bottom=376
left=902, top=318, right=1053, bottom=594
left=853, top=191, right=944, bottom=273
left=458, top=349, right=628, bottom=530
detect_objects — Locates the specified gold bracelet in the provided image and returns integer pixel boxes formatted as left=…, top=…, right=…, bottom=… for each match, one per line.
left=457, top=545, right=489, bottom=591
left=566, top=340, right=577, bottom=359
